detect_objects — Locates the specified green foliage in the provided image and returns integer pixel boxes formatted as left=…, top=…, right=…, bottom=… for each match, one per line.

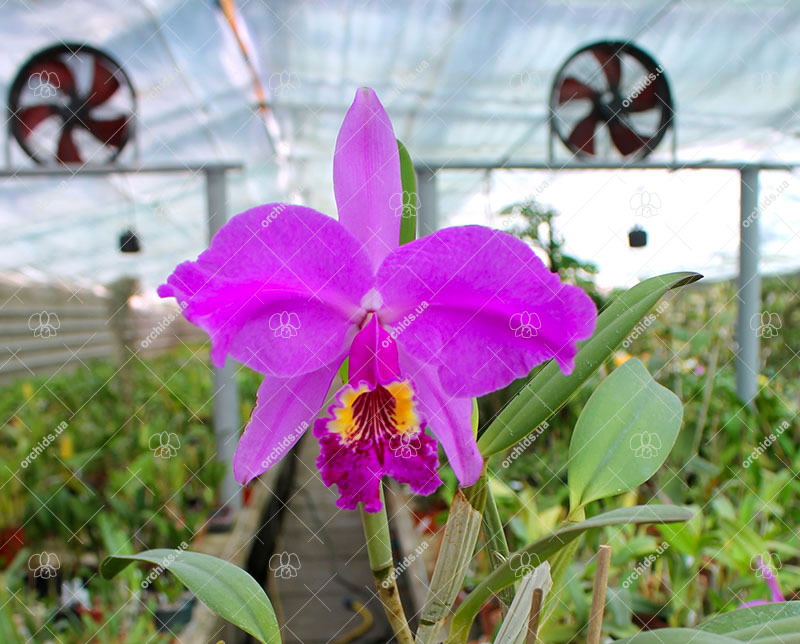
left=568, top=358, right=683, bottom=511
left=102, top=549, right=280, bottom=644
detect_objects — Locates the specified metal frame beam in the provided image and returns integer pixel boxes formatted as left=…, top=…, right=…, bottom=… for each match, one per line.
left=417, top=158, right=791, bottom=404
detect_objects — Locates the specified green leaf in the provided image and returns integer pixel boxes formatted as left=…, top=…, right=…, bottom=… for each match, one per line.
left=478, top=271, right=701, bottom=456
left=447, top=504, right=693, bottom=644
left=568, top=358, right=683, bottom=510
left=101, top=549, right=280, bottom=644
left=613, top=628, right=741, bottom=643
left=397, top=139, right=417, bottom=245
left=698, top=601, right=800, bottom=639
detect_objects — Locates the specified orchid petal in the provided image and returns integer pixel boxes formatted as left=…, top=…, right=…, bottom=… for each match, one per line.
left=348, top=314, right=402, bottom=386
left=377, top=225, right=597, bottom=398
left=399, top=347, right=483, bottom=486
left=158, top=204, right=372, bottom=378
left=334, top=87, right=402, bottom=270
left=233, top=361, right=340, bottom=485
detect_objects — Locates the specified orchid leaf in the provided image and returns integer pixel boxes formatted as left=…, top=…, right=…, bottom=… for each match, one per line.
left=447, top=504, right=693, bottom=644
left=101, top=549, right=280, bottom=644
left=613, top=629, right=741, bottom=643
left=568, top=358, right=683, bottom=511
left=397, top=139, right=417, bottom=245
left=479, top=271, right=701, bottom=456
left=698, top=601, right=800, bottom=639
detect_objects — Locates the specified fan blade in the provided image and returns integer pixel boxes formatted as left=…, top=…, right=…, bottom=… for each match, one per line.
left=592, top=47, right=621, bottom=89
left=558, top=76, right=597, bottom=103
left=567, top=113, right=598, bottom=155
left=609, top=121, right=650, bottom=156
left=83, top=115, right=129, bottom=147
left=86, top=58, right=121, bottom=107
left=28, top=59, right=75, bottom=94
left=16, top=105, right=59, bottom=137
left=628, top=80, right=659, bottom=112
left=57, top=127, right=81, bottom=164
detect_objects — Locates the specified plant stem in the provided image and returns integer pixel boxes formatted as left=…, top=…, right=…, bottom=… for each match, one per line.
left=586, top=544, right=612, bottom=644
left=360, top=486, right=413, bottom=644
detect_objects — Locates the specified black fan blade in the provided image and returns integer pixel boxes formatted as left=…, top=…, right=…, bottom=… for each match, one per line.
left=57, top=126, right=81, bottom=164
left=609, top=121, right=650, bottom=156
left=558, top=76, right=597, bottom=103
left=592, top=48, right=621, bottom=89
left=84, top=115, right=129, bottom=147
left=567, top=113, right=599, bottom=155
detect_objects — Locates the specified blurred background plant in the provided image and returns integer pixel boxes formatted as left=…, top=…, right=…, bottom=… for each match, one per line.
left=0, top=346, right=260, bottom=642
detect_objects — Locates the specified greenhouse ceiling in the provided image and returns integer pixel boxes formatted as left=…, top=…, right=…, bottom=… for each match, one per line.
left=2, top=0, right=800, bottom=291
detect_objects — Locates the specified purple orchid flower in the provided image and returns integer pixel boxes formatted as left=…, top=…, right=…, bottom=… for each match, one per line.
left=740, top=556, right=785, bottom=608
left=158, top=88, right=597, bottom=511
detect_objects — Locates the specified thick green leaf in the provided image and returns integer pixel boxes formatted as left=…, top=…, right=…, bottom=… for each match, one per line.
left=614, top=628, right=741, bottom=643
left=568, top=358, right=683, bottom=510
left=447, top=505, right=693, bottom=644
left=698, top=601, right=800, bottom=639
left=101, top=549, right=280, bottom=644
left=397, top=139, right=417, bottom=245
left=479, top=271, right=701, bottom=456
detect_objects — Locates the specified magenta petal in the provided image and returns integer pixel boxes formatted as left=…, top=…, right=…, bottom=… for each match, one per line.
left=158, top=204, right=372, bottom=378
left=348, top=314, right=402, bottom=386
left=382, top=431, right=442, bottom=496
left=233, top=362, right=340, bottom=485
left=377, top=226, right=597, bottom=397
left=399, top=347, right=482, bottom=486
left=314, top=416, right=384, bottom=512
left=334, top=88, right=402, bottom=270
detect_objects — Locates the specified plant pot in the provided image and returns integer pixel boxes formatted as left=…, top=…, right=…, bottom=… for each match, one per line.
left=153, top=593, right=196, bottom=633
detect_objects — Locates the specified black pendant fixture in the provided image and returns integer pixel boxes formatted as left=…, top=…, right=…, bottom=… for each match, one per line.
left=119, top=228, right=141, bottom=253
left=628, top=225, right=647, bottom=248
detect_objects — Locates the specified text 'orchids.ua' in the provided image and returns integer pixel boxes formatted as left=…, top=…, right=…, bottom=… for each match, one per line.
left=159, top=87, right=597, bottom=512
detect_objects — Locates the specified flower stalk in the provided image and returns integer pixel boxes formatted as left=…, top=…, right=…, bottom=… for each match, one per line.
left=360, top=486, right=414, bottom=644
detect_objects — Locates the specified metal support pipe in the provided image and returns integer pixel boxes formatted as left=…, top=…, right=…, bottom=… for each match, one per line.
left=416, top=166, right=439, bottom=235
left=206, top=167, right=242, bottom=512
left=736, top=167, right=761, bottom=406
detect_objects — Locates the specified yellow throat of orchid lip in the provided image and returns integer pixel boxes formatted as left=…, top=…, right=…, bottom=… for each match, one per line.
left=329, top=380, right=421, bottom=444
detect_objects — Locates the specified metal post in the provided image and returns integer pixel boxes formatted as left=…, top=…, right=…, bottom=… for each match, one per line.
left=416, top=166, right=439, bottom=236
left=736, top=167, right=761, bottom=405
left=206, top=167, right=242, bottom=512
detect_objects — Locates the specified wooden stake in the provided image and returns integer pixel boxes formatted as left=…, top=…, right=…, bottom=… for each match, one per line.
left=526, top=587, right=544, bottom=644
left=587, top=544, right=612, bottom=644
